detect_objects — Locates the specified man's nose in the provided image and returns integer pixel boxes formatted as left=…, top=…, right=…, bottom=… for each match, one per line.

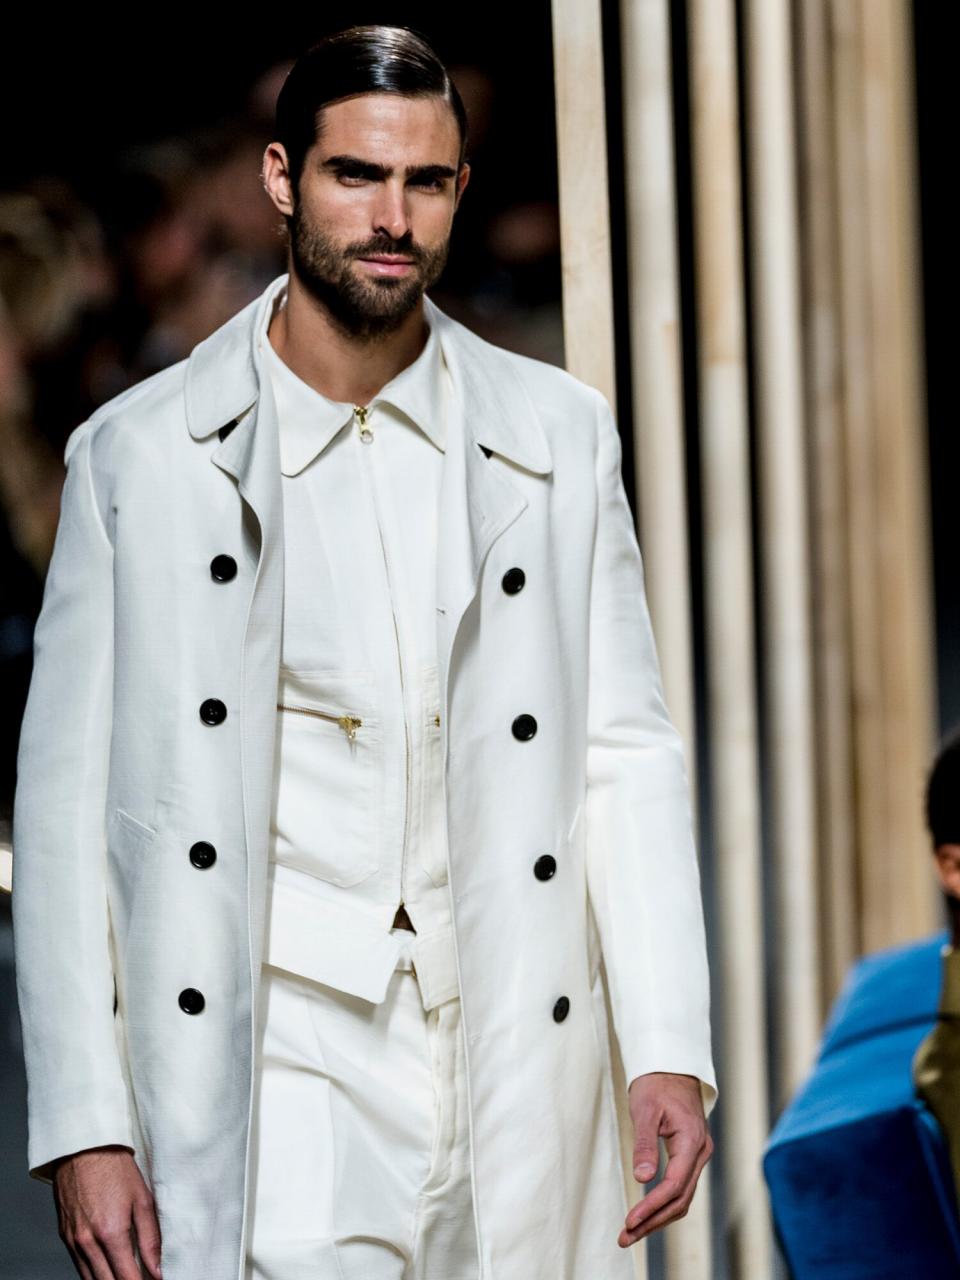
left=371, top=181, right=411, bottom=242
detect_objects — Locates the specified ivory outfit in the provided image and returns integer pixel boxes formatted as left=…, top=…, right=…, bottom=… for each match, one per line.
left=245, top=278, right=478, bottom=1277
left=12, top=270, right=718, bottom=1279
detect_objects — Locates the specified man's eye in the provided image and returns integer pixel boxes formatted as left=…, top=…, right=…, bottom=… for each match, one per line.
left=338, top=172, right=367, bottom=184
left=413, top=178, right=444, bottom=190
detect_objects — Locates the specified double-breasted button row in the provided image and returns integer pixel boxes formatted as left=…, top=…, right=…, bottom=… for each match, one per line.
left=184, top=544, right=237, bottom=1012
left=505, top=574, right=536, bottom=735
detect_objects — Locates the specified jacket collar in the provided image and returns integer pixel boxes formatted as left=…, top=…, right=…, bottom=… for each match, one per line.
left=184, top=272, right=552, bottom=476
left=256, top=276, right=449, bottom=475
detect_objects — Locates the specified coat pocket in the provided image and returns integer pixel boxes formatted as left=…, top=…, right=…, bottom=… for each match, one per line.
left=115, top=807, right=159, bottom=843
left=270, top=669, right=383, bottom=887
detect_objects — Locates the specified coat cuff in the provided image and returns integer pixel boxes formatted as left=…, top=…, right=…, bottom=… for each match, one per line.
left=623, top=1039, right=719, bottom=1120
left=27, top=1098, right=135, bottom=1185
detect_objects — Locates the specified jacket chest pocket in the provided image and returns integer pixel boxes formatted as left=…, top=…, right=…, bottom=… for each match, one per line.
left=270, top=669, right=383, bottom=887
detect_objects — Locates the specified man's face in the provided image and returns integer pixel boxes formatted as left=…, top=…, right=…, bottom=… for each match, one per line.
left=270, top=92, right=470, bottom=339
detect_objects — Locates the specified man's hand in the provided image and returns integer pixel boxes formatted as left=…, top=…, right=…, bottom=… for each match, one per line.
left=52, top=1145, right=162, bottom=1279
left=618, top=1071, right=714, bottom=1248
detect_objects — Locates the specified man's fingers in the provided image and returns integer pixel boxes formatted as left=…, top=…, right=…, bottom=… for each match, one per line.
left=132, top=1193, right=164, bottom=1279
left=65, top=1244, right=96, bottom=1280
left=620, top=1143, right=711, bottom=1246
left=100, top=1220, right=149, bottom=1280
left=70, top=1230, right=115, bottom=1280
left=631, top=1101, right=661, bottom=1180
left=629, top=1130, right=699, bottom=1225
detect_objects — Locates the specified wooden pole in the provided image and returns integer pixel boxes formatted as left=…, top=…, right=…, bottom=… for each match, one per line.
left=742, top=0, right=821, bottom=1107
left=620, top=1, right=714, bottom=1275
left=551, top=0, right=617, bottom=410
left=857, top=0, right=938, bottom=949
left=686, top=0, right=772, bottom=1271
left=795, top=0, right=859, bottom=1014
left=830, top=0, right=885, bottom=964
left=551, top=3, right=645, bottom=1275
left=830, top=0, right=938, bottom=955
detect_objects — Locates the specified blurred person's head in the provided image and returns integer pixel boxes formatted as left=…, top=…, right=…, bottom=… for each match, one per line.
left=187, top=123, right=284, bottom=259
left=101, top=141, right=204, bottom=302
left=926, top=727, right=960, bottom=942
left=0, top=192, right=91, bottom=355
left=262, top=24, right=471, bottom=339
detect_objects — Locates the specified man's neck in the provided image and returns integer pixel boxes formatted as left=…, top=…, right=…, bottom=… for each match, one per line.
left=266, top=271, right=429, bottom=406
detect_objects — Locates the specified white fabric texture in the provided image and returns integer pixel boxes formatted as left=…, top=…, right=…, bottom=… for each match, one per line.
left=245, top=938, right=477, bottom=1279
left=257, top=279, right=458, bottom=1010
left=11, top=269, right=717, bottom=1278
left=247, top=281, right=478, bottom=1274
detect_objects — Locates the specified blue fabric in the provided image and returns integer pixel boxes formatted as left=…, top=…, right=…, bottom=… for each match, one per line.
left=763, top=931, right=960, bottom=1278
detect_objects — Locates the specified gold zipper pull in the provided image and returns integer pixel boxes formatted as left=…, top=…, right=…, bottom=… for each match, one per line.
left=338, top=715, right=361, bottom=742
left=277, top=702, right=363, bottom=743
left=433, top=713, right=440, bottom=726
left=354, top=404, right=373, bottom=442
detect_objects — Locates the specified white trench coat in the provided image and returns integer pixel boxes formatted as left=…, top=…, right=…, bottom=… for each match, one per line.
left=11, top=276, right=717, bottom=1279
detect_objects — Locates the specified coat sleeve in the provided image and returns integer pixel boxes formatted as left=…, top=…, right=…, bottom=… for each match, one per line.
left=583, top=389, right=718, bottom=1119
left=11, top=419, right=135, bottom=1183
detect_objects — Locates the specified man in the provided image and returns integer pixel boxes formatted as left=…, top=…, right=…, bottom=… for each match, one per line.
left=913, top=727, right=960, bottom=1209
left=12, top=24, right=717, bottom=1280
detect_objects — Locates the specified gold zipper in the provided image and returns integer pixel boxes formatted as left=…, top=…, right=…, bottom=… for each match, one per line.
left=276, top=702, right=362, bottom=742
left=355, top=418, right=413, bottom=920
left=354, top=404, right=373, bottom=442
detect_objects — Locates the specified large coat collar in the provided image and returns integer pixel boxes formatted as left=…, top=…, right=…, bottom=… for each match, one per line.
left=184, top=273, right=552, bottom=473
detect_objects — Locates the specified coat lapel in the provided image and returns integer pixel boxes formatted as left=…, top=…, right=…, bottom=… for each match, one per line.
left=420, top=292, right=553, bottom=713
left=181, top=276, right=554, bottom=978
left=184, top=284, right=285, bottom=982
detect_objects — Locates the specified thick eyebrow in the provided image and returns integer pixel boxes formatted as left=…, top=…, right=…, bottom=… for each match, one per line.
left=321, top=154, right=458, bottom=182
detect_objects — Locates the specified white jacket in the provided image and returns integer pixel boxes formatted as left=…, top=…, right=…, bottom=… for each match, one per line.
left=11, top=276, right=717, bottom=1279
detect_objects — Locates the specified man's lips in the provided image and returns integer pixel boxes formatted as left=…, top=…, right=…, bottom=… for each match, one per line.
left=357, top=254, right=416, bottom=276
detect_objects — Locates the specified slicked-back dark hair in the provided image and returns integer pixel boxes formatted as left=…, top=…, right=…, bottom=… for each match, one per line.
left=274, top=25, right=469, bottom=199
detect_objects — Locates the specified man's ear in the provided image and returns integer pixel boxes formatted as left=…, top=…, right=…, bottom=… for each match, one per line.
left=454, top=161, right=471, bottom=211
left=933, top=843, right=960, bottom=899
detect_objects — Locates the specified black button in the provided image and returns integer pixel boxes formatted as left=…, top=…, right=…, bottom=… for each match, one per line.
left=553, top=995, right=570, bottom=1023
left=210, top=554, right=237, bottom=582
left=512, top=713, right=537, bottom=741
left=502, top=567, right=526, bottom=594
left=534, top=854, right=556, bottom=881
left=179, top=988, right=205, bottom=1014
left=199, top=698, right=227, bottom=725
left=189, top=841, right=217, bottom=869
left=219, top=419, right=238, bottom=442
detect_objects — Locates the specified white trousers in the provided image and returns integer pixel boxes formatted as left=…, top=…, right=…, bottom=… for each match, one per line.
left=244, top=930, right=480, bottom=1279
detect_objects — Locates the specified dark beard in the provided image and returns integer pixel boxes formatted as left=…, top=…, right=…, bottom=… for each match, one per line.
left=287, top=202, right=451, bottom=342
